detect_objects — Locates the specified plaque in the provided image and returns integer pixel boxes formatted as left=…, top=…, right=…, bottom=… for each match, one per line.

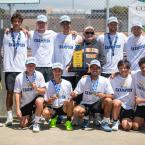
left=71, top=44, right=87, bottom=72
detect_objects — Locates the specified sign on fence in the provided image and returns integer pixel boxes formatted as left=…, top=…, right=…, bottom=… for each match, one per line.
left=0, top=0, right=40, bottom=4
left=129, top=0, right=145, bottom=33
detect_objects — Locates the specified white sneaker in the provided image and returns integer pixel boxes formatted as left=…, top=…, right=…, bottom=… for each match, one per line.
left=0, top=123, right=3, bottom=127
left=5, top=118, right=13, bottom=126
left=112, top=120, right=120, bottom=131
left=33, top=123, right=40, bottom=132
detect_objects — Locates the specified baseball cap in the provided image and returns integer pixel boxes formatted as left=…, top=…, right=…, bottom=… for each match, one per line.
left=84, top=26, right=95, bottom=32
left=90, top=59, right=101, bottom=67
left=107, top=16, right=118, bottom=24
left=25, top=57, right=36, bottom=65
left=52, top=63, right=63, bottom=70
left=59, top=15, right=71, bottom=23
left=37, top=14, right=47, bottom=22
left=131, top=22, right=144, bottom=29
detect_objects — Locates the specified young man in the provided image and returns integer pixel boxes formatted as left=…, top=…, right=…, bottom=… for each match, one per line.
left=71, top=59, right=114, bottom=132
left=14, top=57, right=46, bottom=132
left=29, top=14, right=57, bottom=82
left=42, top=62, right=74, bottom=131
left=132, top=57, right=145, bottom=130
left=2, top=12, right=28, bottom=126
left=54, top=15, right=82, bottom=89
left=97, top=16, right=127, bottom=77
left=110, top=59, right=135, bottom=131
left=125, top=22, right=145, bottom=71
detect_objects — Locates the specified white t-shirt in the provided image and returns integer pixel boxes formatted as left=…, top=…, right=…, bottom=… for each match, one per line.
left=125, top=34, right=145, bottom=71
left=97, top=32, right=127, bottom=74
left=54, top=33, right=82, bottom=76
left=133, top=71, right=145, bottom=106
left=29, top=30, right=57, bottom=67
left=110, top=74, right=135, bottom=110
left=2, top=31, right=28, bottom=72
left=14, top=70, right=46, bottom=108
left=44, top=79, right=72, bottom=108
left=75, top=75, right=114, bottom=105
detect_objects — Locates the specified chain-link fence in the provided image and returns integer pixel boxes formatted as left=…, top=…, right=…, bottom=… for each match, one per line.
left=0, top=0, right=128, bottom=115
left=0, top=0, right=128, bottom=32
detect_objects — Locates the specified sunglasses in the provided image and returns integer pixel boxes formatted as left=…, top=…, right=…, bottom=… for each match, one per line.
left=61, top=21, right=71, bottom=25
left=85, top=32, right=94, bottom=35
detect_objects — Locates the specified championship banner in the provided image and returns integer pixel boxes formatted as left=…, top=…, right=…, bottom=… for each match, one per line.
left=129, top=0, right=145, bottom=33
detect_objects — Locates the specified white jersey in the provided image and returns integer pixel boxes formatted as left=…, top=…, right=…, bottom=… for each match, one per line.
left=75, top=75, right=114, bottom=105
left=110, top=74, right=135, bottom=110
left=133, top=71, right=145, bottom=106
left=2, top=31, right=28, bottom=72
left=97, top=32, right=127, bottom=74
left=29, top=30, right=57, bottom=67
left=125, top=34, right=145, bottom=71
left=54, top=33, right=82, bottom=76
left=14, top=70, right=46, bottom=108
left=44, top=79, right=72, bottom=108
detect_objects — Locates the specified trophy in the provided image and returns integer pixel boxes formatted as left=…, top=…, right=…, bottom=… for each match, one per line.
left=71, top=44, right=87, bottom=72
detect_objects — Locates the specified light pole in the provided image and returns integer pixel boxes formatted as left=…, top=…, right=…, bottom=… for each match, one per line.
left=106, top=0, right=110, bottom=32
left=72, top=0, right=74, bottom=9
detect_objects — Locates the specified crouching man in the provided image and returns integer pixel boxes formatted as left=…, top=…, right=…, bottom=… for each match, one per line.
left=42, top=62, right=74, bottom=131
left=71, top=59, right=114, bottom=132
left=14, top=57, right=46, bottom=132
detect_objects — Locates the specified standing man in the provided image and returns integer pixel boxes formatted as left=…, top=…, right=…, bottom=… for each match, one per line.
left=71, top=59, right=114, bottom=132
left=2, top=12, right=28, bottom=126
left=97, top=16, right=127, bottom=77
left=43, top=62, right=74, bottom=131
left=14, top=57, right=46, bottom=132
left=69, top=26, right=103, bottom=79
left=29, top=14, right=57, bottom=82
left=54, top=15, right=82, bottom=89
left=125, top=22, right=145, bottom=71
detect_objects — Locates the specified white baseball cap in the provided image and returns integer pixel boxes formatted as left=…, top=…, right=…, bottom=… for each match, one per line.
left=84, top=26, right=95, bottom=32
left=37, top=14, right=47, bottom=22
left=25, top=57, right=36, bottom=65
left=90, top=59, right=101, bottom=67
left=107, top=16, right=118, bottom=24
left=131, top=22, right=144, bottom=29
left=59, top=15, right=71, bottom=23
left=52, top=63, right=63, bottom=70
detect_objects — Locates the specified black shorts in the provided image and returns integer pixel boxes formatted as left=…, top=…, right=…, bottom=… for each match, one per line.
left=62, top=76, right=76, bottom=90
left=82, top=100, right=103, bottom=116
left=5, top=72, right=20, bottom=91
left=120, top=107, right=134, bottom=120
left=73, top=94, right=83, bottom=105
left=52, top=106, right=66, bottom=116
left=134, top=106, right=145, bottom=119
left=20, top=95, right=44, bottom=116
left=36, top=67, right=53, bottom=82
left=101, top=73, right=111, bottom=78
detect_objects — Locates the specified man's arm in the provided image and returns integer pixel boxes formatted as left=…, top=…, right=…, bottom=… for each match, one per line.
left=95, top=92, right=113, bottom=99
left=15, top=92, right=22, bottom=119
left=31, top=83, right=46, bottom=95
left=136, top=96, right=145, bottom=105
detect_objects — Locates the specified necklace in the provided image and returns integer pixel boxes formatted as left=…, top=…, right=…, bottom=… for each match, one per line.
left=11, top=30, right=21, bottom=60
